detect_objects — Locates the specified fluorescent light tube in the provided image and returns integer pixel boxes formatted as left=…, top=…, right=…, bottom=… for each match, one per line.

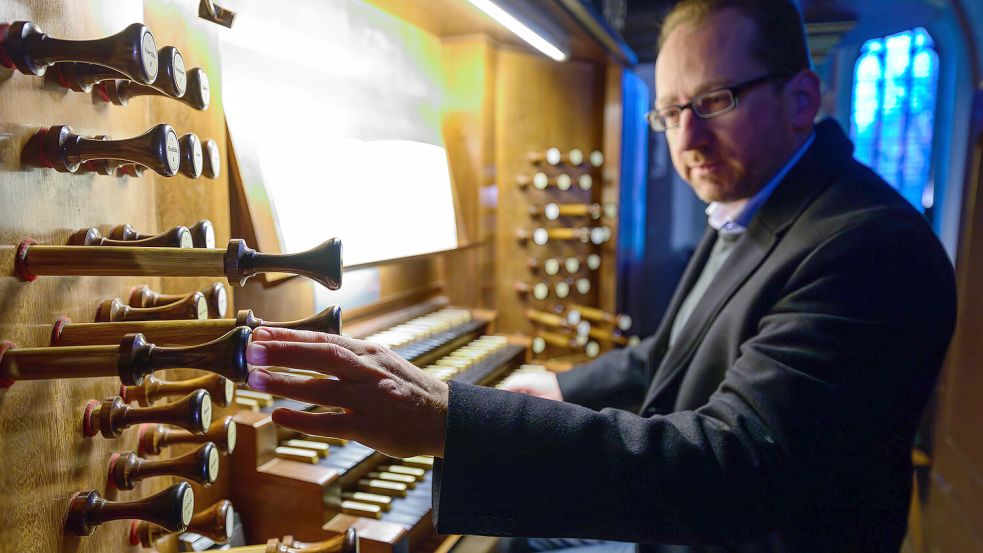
left=467, top=0, right=568, bottom=61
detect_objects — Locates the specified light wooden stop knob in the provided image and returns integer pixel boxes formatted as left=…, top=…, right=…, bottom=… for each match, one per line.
left=84, top=389, right=212, bottom=439
left=15, top=237, right=343, bottom=290
left=138, top=416, right=236, bottom=456
left=132, top=499, right=234, bottom=546
left=65, top=482, right=194, bottom=536
left=0, top=21, right=157, bottom=82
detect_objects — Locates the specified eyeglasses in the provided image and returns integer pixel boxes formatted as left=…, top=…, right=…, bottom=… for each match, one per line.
left=645, top=74, right=785, bottom=132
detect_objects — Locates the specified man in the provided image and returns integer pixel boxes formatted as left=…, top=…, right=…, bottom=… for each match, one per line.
left=244, top=1, right=957, bottom=551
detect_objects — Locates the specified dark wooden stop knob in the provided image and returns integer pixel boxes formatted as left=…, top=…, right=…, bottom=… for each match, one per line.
left=123, top=373, right=234, bottom=407
left=112, top=219, right=214, bottom=249
left=132, top=499, right=234, bottom=546
left=96, top=293, right=207, bottom=322
left=179, top=133, right=204, bottom=178
left=83, top=389, right=212, bottom=439
left=24, top=123, right=181, bottom=176
left=138, top=416, right=236, bottom=456
left=64, top=482, right=193, bottom=536
left=0, top=21, right=157, bottom=83
left=48, top=45, right=184, bottom=95
left=101, top=65, right=209, bottom=111
left=70, top=225, right=193, bottom=248
left=129, top=281, right=226, bottom=318
left=109, top=441, right=219, bottom=490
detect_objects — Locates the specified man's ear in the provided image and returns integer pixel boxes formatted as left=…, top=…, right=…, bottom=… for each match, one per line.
left=786, top=69, right=822, bottom=128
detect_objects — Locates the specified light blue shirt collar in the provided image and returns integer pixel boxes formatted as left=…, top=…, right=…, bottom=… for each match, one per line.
left=708, top=131, right=816, bottom=235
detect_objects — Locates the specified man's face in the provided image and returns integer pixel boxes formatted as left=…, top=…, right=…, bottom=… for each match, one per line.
left=655, top=10, right=796, bottom=203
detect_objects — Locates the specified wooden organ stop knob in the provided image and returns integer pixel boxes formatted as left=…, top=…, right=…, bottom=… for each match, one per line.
left=52, top=305, right=340, bottom=347
left=0, top=21, right=157, bottom=83
left=138, top=416, right=237, bottom=456
left=179, top=133, right=204, bottom=178
left=129, top=282, right=226, bottom=318
left=532, top=203, right=602, bottom=221
left=219, top=528, right=357, bottom=553
left=84, top=389, right=212, bottom=439
left=514, top=281, right=550, bottom=301
left=1, top=326, right=251, bottom=386
left=102, top=66, right=210, bottom=111
left=109, top=442, right=219, bottom=489
left=24, top=124, right=181, bottom=176
left=70, top=225, right=193, bottom=248
left=65, top=482, right=194, bottom=536
left=531, top=330, right=587, bottom=354
left=15, top=237, right=343, bottom=290
left=525, top=308, right=590, bottom=336
left=132, top=499, right=234, bottom=547
left=528, top=257, right=561, bottom=276
left=48, top=45, right=184, bottom=95
left=123, top=373, right=234, bottom=407
left=567, top=304, right=632, bottom=331
left=96, top=293, right=207, bottom=322
left=518, top=227, right=591, bottom=246
left=203, top=138, right=221, bottom=178
left=113, top=219, right=215, bottom=249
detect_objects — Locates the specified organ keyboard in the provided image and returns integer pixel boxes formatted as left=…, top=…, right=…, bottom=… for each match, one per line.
left=231, top=299, right=530, bottom=553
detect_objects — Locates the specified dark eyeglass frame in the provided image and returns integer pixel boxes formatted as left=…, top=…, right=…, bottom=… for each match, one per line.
left=645, top=73, right=787, bottom=132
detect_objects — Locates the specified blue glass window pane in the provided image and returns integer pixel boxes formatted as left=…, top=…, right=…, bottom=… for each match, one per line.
left=849, top=27, right=939, bottom=212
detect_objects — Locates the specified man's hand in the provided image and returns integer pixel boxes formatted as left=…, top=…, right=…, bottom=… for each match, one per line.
left=498, top=371, right=563, bottom=401
left=245, top=327, right=449, bottom=458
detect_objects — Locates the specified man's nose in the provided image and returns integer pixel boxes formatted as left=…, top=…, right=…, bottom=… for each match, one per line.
left=674, top=108, right=710, bottom=152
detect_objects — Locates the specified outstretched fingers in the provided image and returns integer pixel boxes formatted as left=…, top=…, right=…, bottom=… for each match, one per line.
left=246, top=339, right=370, bottom=381
left=251, top=326, right=382, bottom=355
left=270, top=408, right=362, bottom=443
left=247, top=369, right=359, bottom=409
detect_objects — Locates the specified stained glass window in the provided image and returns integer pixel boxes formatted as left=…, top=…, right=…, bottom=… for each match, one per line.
left=850, top=28, right=939, bottom=212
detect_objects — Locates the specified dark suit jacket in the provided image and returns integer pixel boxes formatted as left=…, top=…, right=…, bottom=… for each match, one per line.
left=432, top=120, right=957, bottom=553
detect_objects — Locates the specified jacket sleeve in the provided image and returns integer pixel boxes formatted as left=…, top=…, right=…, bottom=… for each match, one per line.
left=432, top=211, right=956, bottom=545
left=556, top=335, right=658, bottom=411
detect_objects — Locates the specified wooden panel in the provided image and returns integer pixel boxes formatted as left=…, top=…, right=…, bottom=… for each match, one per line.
left=0, top=2, right=233, bottom=552
left=924, top=134, right=983, bottom=552
left=492, top=47, right=606, bottom=349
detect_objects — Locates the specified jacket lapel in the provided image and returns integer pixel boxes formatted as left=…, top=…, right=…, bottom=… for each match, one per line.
left=640, top=119, right=854, bottom=411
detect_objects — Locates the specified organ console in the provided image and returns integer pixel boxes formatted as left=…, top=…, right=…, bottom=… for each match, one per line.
left=179, top=132, right=204, bottom=178
left=112, top=219, right=215, bottom=248
left=14, top=237, right=343, bottom=290
left=1, top=327, right=250, bottom=385
left=132, top=499, right=235, bottom=547
left=24, top=123, right=181, bottom=176
left=95, top=293, right=207, bottom=322
left=0, top=21, right=158, bottom=83
left=100, top=65, right=210, bottom=110
left=65, top=482, right=194, bottom=537
left=109, top=441, right=219, bottom=489
left=51, top=305, right=340, bottom=346
left=129, top=281, right=227, bottom=317
left=139, top=416, right=237, bottom=455
left=70, top=225, right=193, bottom=248
left=47, top=44, right=184, bottom=95
left=123, top=373, right=234, bottom=407
left=84, top=390, right=212, bottom=439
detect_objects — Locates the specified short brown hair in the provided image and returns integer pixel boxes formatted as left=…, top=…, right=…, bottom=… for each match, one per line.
left=659, top=0, right=812, bottom=76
